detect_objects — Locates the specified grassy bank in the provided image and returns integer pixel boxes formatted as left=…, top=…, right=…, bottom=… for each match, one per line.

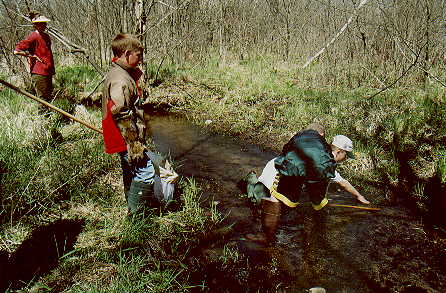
left=1, top=55, right=445, bottom=291
left=0, top=76, right=225, bottom=292
left=0, top=87, right=108, bottom=225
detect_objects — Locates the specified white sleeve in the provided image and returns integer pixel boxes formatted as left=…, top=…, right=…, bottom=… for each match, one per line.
left=258, top=158, right=278, bottom=189
left=330, top=170, right=344, bottom=183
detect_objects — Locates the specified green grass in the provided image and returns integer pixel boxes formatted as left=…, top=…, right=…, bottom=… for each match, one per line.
left=22, top=177, right=223, bottom=293
left=0, top=87, right=112, bottom=225
left=151, top=53, right=446, bottom=213
left=436, top=149, right=446, bottom=184
left=2, top=56, right=446, bottom=291
left=54, top=65, right=103, bottom=98
left=1, top=74, right=226, bottom=291
left=145, top=60, right=179, bottom=86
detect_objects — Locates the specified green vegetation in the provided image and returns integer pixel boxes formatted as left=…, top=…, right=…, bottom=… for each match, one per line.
left=0, top=88, right=111, bottom=225
left=439, top=150, right=446, bottom=184
left=32, top=179, right=223, bottom=293
left=1, top=53, right=445, bottom=291
left=55, top=65, right=102, bottom=98
left=151, top=54, right=446, bottom=220
left=145, top=60, right=179, bottom=86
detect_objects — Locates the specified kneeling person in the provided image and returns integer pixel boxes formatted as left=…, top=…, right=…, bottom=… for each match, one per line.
left=248, top=123, right=369, bottom=243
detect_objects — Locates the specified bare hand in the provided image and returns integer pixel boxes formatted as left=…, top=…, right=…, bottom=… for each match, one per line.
left=128, top=141, right=146, bottom=166
left=30, top=55, right=43, bottom=63
left=15, top=51, right=43, bottom=63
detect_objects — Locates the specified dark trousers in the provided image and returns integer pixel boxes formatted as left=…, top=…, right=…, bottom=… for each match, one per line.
left=32, top=74, right=53, bottom=101
left=277, top=176, right=328, bottom=206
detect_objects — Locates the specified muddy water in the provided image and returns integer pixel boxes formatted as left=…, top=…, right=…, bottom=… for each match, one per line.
left=149, top=115, right=276, bottom=233
left=149, top=115, right=446, bottom=293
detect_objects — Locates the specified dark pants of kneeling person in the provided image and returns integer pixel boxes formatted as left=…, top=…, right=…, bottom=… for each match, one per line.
left=277, top=176, right=329, bottom=210
left=249, top=176, right=328, bottom=244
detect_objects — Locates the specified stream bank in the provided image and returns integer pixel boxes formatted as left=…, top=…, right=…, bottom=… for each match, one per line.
left=148, top=114, right=446, bottom=292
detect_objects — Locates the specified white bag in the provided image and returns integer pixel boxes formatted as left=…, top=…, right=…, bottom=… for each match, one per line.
left=148, top=151, right=179, bottom=203
left=156, top=160, right=179, bottom=202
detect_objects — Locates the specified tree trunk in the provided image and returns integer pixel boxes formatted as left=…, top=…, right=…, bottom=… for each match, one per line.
left=423, top=1, right=430, bottom=86
left=95, top=0, right=105, bottom=67
left=219, top=0, right=225, bottom=66
left=123, top=0, right=128, bottom=33
left=134, top=0, right=145, bottom=37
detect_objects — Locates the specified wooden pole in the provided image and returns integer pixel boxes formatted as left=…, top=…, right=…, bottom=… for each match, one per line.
left=327, top=203, right=381, bottom=211
left=0, top=79, right=103, bottom=134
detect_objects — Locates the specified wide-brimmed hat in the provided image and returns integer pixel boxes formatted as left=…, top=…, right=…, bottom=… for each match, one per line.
left=332, top=135, right=355, bottom=159
left=31, top=15, right=51, bottom=23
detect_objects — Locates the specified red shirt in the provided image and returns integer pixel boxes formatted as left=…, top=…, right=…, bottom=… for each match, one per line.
left=15, top=31, right=55, bottom=76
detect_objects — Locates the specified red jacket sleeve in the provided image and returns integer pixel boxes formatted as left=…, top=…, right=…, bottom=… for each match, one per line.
left=15, top=32, right=36, bottom=53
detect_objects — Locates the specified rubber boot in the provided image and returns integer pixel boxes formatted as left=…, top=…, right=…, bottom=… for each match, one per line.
left=127, top=181, right=157, bottom=215
left=261, top=198, right=281, bottom=242
left=246, top=198, right=281, bottom=244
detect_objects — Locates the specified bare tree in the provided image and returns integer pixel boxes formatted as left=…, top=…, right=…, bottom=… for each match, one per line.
left=1, top=0, right=445, bottom=88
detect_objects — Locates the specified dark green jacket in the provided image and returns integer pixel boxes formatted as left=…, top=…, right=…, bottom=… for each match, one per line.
left=274, top=130, right=336, bottom=181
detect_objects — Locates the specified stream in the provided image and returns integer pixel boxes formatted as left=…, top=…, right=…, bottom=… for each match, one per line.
left=149, top=115, right=446, bottom=293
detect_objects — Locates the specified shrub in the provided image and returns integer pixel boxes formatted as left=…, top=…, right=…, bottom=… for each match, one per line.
left=54, top=65, right=102, bottom=99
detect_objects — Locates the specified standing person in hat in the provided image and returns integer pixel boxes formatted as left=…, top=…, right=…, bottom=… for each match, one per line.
left=246, top=123, right=370, bottom=243
left=14, top=12, right=55, bottom=102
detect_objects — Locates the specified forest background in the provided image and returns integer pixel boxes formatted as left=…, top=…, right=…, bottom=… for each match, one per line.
left=0, top=0, right=446, bottom=292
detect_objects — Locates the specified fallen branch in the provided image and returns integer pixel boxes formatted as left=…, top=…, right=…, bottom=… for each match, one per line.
left=47, top=27, right=86, bottom=52
left=0, top=78, right=103, bottom=134
left=45, top=27, right=104, bottom=76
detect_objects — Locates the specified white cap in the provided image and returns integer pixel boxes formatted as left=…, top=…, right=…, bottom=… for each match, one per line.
left=332, top=135, right=355, bottom=159
left=32, top=16, right=51, bottom=23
